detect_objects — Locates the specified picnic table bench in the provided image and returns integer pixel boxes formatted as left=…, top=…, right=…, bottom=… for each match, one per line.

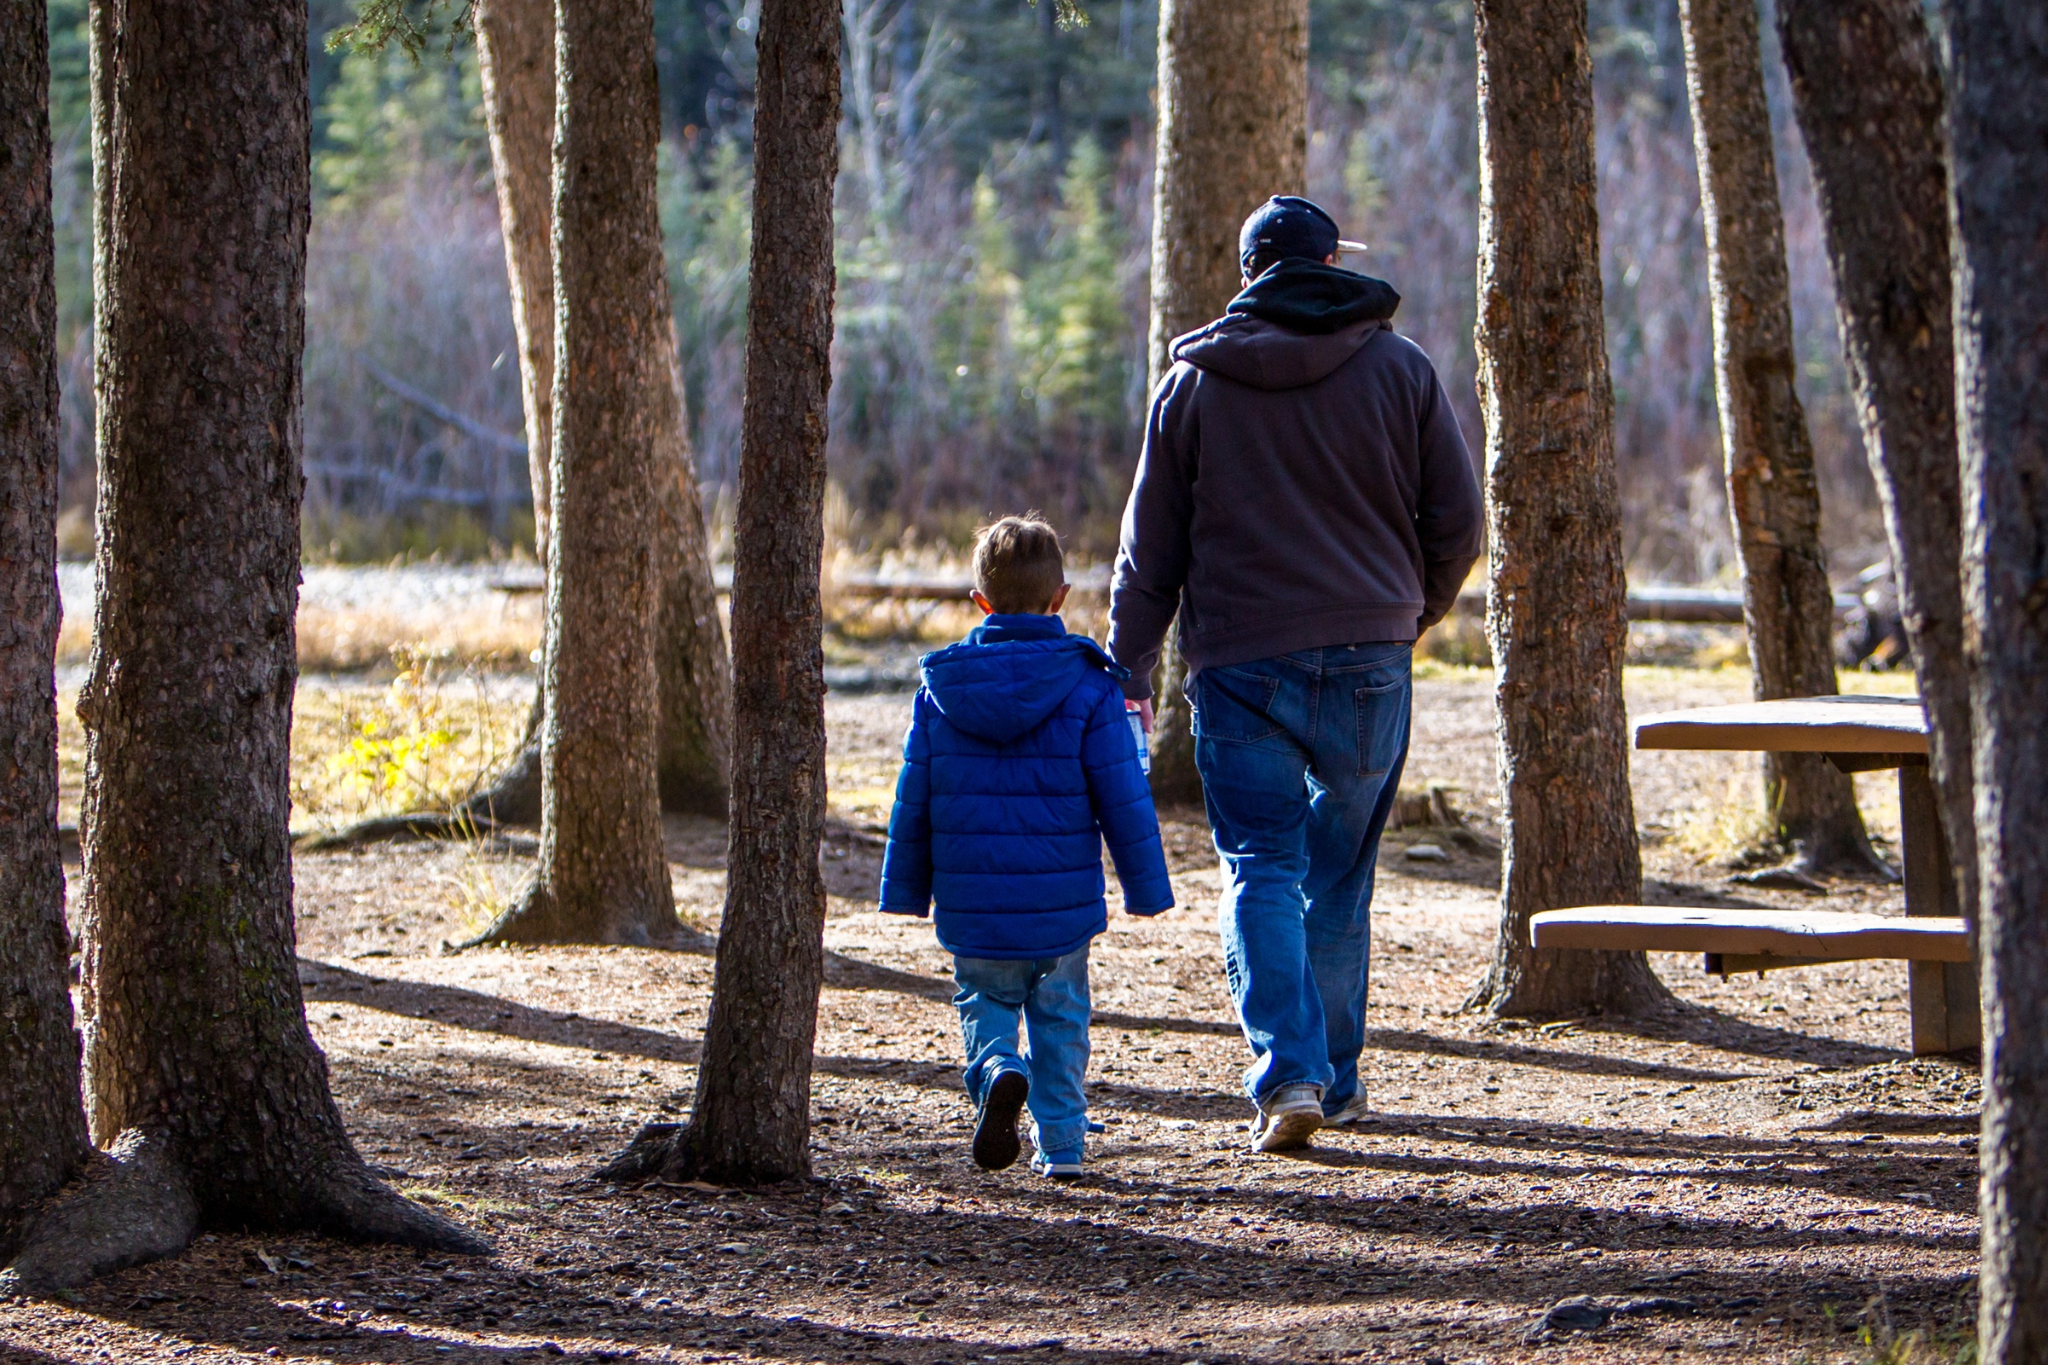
left=1528, top=694, right=1979, bottom=1056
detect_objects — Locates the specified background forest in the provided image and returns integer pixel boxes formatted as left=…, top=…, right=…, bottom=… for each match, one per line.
left=42, top=0, right=1878, bottom=573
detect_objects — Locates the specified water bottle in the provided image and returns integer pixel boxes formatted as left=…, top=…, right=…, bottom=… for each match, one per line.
left=1128, top=709, right=1151, bottom=775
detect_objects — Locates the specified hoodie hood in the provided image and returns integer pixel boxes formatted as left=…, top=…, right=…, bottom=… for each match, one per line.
left=1170, top=261, right=1402, bottom=391
left=919, top=614, right=1127, bottom=744
left=1228, top=259, right=1401, bottom=334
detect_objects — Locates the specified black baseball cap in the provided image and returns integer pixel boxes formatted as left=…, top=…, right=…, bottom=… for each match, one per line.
left=1238, top=196, right=1369, bottom=275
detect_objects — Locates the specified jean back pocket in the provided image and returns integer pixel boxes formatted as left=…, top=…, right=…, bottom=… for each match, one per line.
left=1192, top=666, right=1285, bottom=744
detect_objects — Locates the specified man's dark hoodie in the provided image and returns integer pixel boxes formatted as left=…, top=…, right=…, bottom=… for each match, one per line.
left=1108, top=260, right=1485, bottom=699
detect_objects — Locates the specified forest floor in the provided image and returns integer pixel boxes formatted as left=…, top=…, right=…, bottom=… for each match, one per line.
left=5, top=645, right=1981, bottom=1365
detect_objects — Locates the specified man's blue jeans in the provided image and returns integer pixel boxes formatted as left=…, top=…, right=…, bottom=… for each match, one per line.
left=953, top=946, right=1091, bottom=1155
left=1190, top=642, right=1411, bottom=1112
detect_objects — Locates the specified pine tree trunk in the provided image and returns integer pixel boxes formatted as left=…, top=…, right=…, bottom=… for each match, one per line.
left=601, top=0, right=839, bottom=1188
left=10, top=0, right=484, bottom=1291
left=1679, top=0, right=1881, bottom=879
left=458, top=0, right=730, bottom=834
left=472, top=0, right=679, bottom=947
left=1467, top=0, right=1670, bottom=1018
left=0, top=0, right=90, bottom=1265
left=649, top=331, right=735, bottom=818
left=1142, top=0, right=1307, bottom=805
left=476, top=0, right=557, bottom=565
left=1776, top=0, right=1973, bottom=915
left=1946, top=2, right=2048, bottom=1354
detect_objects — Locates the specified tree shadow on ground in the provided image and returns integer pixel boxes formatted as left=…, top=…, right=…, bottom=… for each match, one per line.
left=1558, top=998, right=1904, bottom=1070
left=51, top=1159, right=1979, bottom=1365
left=1368, top=1027, right=1743, bottom=1083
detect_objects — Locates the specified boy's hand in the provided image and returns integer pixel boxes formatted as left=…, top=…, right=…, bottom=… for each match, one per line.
left=1126, top=698, right=1154, bottom=735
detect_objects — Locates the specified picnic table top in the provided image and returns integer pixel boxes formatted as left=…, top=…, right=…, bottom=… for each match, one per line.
left=1632, top=693, right=1927, bottom=755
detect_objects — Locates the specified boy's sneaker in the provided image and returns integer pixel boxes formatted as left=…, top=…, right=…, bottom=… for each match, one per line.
left=1029, top=1148, right=1084, bottom=1179
left=972, top=1069, right=1030, bottom=1170
left=1250, top=1083, right=1325, bottom=1152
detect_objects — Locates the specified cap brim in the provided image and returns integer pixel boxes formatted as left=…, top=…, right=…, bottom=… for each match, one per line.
left=1336, top=239, right=1370, bottom=254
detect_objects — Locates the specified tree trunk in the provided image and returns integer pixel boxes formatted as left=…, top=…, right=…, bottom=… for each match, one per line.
left=469, top=0, right=679, bottom=947
left=1467, top=0, right=1670, bottom=1018
left=1946, top=2, right=2048, bottom=1355
left=456, top=0, right=730, bottom=833
left=0, top=0, right=91, bottom=1265
left=1141, top=0, right=1308, bottom=805
left=1776, top=0, right=1973, bottom=914
left=601, top=0, right=839, bottom=1188
left=649, top=331, right=736, bottom=817
left=476, top=0, right=557, bottom=565
left=1679, top=0, right=1882, bottom=879
left=9, top=0, right=485, bottom=1292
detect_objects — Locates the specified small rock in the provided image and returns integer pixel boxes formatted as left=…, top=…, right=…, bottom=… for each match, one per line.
left=1539, top=1295, right=1612, bottom=1332
left=1404, top=843, right=1449, bottom=862
left=823, top=1202, right=857, bottom=1215
left=715, top=1243, right=753, bottom=1254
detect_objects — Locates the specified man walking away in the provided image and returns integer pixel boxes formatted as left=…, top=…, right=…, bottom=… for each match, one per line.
left=1109, top=196, right=1484, bottom=1152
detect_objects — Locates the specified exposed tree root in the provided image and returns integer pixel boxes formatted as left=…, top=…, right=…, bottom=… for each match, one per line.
left=596, top=1119, right=801, bottom=1189
left=448, top=879, right=687, bottom=952
left=0, top=1131, right=196, bottom=1295
left=1464, top=949, right=1678, bottom=1019
left=298, top=1161, right=493, bottom=1257
left=0, top=1130, right=487, bottom=1295
left=595, top=1122, right=689, bottom=1185
left=296, top=811, right=504, bottom=853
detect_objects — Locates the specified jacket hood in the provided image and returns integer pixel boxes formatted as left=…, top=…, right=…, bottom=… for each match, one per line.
left=1170, top=262, right=1402, bottom=391
left=919, top=614, right=1127, bottom=744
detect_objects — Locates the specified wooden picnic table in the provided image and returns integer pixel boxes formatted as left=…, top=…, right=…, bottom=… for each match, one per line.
left=1631, top=693, right=1977, bottom=1056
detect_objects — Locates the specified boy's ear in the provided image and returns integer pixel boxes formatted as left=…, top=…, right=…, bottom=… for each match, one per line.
left=970, top=589, right=995, bottom=616
left=1048, top=583, right=1071, bottom=613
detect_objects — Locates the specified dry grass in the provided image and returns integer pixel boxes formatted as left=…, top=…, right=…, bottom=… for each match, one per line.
left=288, top=649, right=531, bottom=831
left=296, top=599, right=542, bottom=673
left=54, top=598, right=544, bottom=673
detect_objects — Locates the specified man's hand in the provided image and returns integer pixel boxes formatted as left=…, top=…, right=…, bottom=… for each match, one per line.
left=1127, top=698, right=1155, bottom=735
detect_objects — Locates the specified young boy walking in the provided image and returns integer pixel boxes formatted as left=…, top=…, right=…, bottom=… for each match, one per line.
left=880, top=515, right=1173, bottom=1178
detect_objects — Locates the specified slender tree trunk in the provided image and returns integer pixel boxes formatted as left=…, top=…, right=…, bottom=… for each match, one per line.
left=1679, top=0, right=1881, bottom=878
left=469, top=0, right=679, bottom=947
left=649, top=332, right=735, bottom=817
left=1776, top=0, right=1973, bottom=912
left=1946, top=2, right=2048, bottom=1355
left=1467, top=0, right=1671, bottom=1017
left=476, top=0, right=557, bottom=565
left=456, top=0, right=730, bottom=834
left=0, top=0, right=90, bottom=1265
left=1141, top=0, right=1308, bottom=805
left=602, top=0, right=839, bottom=1187
left=6, top=0, right=486, bottom=1292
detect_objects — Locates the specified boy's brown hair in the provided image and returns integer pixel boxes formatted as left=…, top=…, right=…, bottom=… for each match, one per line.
left=972, top=514, right=1066, bottom=614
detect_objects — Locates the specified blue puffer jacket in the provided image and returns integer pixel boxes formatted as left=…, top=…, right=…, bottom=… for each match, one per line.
left=879, top=613, right=1174, bottom=959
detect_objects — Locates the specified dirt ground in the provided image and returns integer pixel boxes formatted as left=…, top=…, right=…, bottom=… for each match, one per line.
left=2, top=667, right=1979, bottom=1365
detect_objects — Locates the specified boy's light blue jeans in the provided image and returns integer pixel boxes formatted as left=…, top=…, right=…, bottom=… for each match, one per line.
left=953, top=946, right=1091, bottom=1156
left=1190, top=642, right=1411, bottom=1114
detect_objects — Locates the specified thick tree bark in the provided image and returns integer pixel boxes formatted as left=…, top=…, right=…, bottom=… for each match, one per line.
left=1467, top=0, right=1670, bottom=1017
left=1946, top=2, right=2048, bottom=1355
left=1679, top=0, right=1882, bottom=879
left=469, top=0, right=679, bottom=947
left=11, top=0, right=485, bottom=1291
left=453, top=0, right=730, bottom=835
left=1141, top=0, right=1308, bottom=805
left=601, top=0, right=839, bottom=1188
left=0, top=0, right=91, bottom=1265
left=1776, top=0, right=1973, bottom=914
